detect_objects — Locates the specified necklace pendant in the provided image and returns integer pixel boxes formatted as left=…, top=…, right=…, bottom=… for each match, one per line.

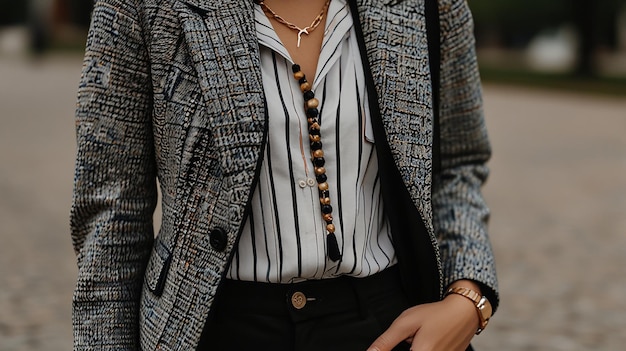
left=297, top=28, right=309, bottom=48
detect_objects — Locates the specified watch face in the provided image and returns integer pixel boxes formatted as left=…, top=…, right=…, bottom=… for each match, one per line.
left=477, top=297, right=493, bottom=321
left=470, top=295, right=492, bottom=335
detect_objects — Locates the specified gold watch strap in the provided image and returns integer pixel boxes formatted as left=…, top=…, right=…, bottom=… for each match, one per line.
left=446, top=286, right=481, bottom=304
left=445, top=286, right=492, bottom=335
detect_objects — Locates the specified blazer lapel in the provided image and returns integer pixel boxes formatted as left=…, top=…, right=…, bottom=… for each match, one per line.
left=349, top=0, right=442, bottom=304
left=175, top=0, right=266, bottom=176
left=353, top=0, right=435, bottom=232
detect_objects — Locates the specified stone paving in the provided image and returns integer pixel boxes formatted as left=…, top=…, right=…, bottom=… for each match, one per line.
left=1, top=55, right=625, bottom=351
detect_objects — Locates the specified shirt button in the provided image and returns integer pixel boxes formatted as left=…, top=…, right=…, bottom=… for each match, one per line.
left=306, top=178, right=316, bottom=187
left=298, top=179, right=307, bottom=188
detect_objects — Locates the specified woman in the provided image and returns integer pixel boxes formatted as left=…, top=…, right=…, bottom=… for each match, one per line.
left=70, top=0, right=498, bottom=350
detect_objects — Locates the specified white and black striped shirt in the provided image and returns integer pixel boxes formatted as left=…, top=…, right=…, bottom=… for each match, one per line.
left=228, top=0, right=396, bottom=283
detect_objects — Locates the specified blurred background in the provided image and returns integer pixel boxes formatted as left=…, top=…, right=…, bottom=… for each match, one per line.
left=0, top=1, right=625, bottom=350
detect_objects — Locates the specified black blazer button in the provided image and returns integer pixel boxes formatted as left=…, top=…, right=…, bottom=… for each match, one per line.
left=209, top=228, right=228, bottom=252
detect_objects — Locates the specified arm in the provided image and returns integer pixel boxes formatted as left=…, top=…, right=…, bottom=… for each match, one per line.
left=434, top=0, right=498, bottom=309
left=70, top=0, right=156, bottom=350
left=368, top=1, right=498, bottom=350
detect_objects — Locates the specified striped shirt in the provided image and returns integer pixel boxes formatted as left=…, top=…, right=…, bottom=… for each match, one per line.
left=227, top=0, right=396, bottom=283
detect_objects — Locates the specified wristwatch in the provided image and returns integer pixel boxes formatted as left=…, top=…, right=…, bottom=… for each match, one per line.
left=445, top=286, right=493, bottom=335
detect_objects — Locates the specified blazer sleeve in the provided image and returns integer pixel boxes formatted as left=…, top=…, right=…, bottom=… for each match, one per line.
left=69, top=0, right=156, bottom=349
left=431, top=0, right=499, bottom=312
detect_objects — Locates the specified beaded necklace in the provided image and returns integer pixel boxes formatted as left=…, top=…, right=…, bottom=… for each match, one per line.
left=291, top=64, right=341, bottom=262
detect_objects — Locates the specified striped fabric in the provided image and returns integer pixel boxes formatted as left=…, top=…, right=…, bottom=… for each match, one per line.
left=227, top=0, right=396, bottom=283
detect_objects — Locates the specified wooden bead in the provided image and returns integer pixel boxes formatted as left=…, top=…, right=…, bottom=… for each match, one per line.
left=318, top=182, right=329, bottom=191
left=313, top=150, right=324, bottom=158
left=309, top=122, right=320, bottom=130
left=326, top=224, right=336, bottom=233
left=311, top=141, right=322, bottom=150
left=323, top=214, right=333, bottom=222
left=300, top=82, right=312, bottom=92
left=320, top=197, right=331, bottom=205
left=306, top=108, right=319, bottom=118
left=294, top=71, right=305, bottom=80
left=306, top=98, right=319, bottom=109
left=313, top=157, right=325, bottom=167
left=310, top=135, right=321, bottom=142
left=314, top=167, right=326, bottom=175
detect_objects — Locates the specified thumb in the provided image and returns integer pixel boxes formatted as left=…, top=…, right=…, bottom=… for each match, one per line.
left=366, top=320, right=412, bottom=351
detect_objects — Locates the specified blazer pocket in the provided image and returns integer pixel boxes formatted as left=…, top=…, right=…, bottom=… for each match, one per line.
left=145, top=239, right=173, bottom=297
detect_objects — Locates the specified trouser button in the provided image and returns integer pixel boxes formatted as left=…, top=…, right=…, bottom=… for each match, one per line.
left=291, top=291, right=307, bottom=309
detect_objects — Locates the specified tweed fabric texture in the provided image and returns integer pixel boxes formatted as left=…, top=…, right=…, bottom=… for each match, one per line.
left=70, top=0, right=498, bottom=350
left=432, top=0, right=497, bottom=301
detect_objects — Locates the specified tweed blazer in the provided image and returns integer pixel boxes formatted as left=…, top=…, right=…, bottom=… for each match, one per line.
left=70, top=0, right=498, bottom=350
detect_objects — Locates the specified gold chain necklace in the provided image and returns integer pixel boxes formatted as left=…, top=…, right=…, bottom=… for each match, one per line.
left=258, top=0, right=332, bottom=48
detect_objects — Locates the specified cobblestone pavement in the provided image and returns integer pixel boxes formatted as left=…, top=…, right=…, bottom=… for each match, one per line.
left=1, top=55, right=625, bottom=351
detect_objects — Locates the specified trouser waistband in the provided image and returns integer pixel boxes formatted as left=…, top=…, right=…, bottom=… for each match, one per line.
left=218, top=266, right=403, bottom=322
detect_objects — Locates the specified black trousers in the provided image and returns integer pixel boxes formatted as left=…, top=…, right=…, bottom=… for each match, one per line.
left=198, top=266, right=412, bottom=351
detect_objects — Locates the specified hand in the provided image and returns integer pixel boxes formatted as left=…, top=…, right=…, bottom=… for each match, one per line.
left=366, top=293, right=479, bottom=351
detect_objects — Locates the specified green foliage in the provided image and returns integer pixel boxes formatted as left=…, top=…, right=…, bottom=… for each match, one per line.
left=471, top=0, right=571, bottom=30
left=469, top=0, right=625, bottom=48
left=479, top=66, right=626, bottom=96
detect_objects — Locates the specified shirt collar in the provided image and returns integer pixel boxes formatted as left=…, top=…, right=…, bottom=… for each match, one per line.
left=254, top=0, right=353, bottom=82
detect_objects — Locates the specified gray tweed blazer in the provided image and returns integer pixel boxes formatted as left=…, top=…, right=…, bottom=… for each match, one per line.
left=70, top=0, right=498, bottom=350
